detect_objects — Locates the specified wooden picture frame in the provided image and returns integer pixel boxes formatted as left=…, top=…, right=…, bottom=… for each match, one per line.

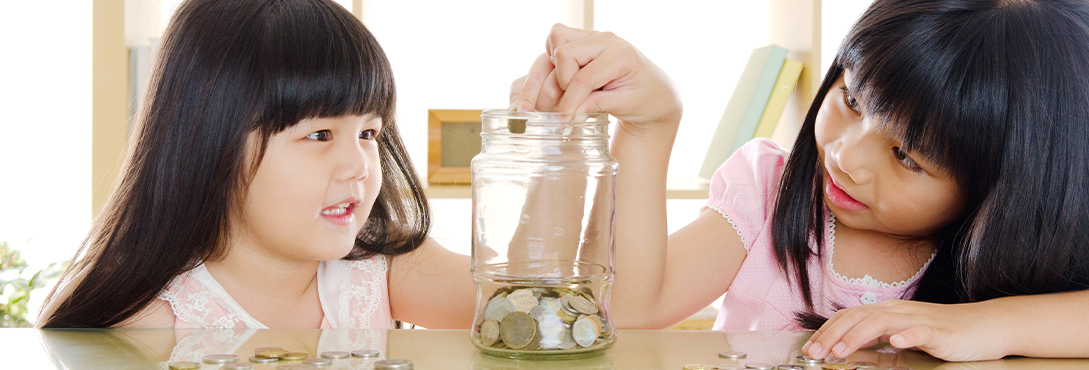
left=427, top=109, right=483, bottom=185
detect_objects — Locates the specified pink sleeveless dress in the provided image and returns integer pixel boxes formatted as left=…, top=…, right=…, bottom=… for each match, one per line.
left=157, top=256, right=393, bottom=329
left=706, top=139, right=934, bottom=331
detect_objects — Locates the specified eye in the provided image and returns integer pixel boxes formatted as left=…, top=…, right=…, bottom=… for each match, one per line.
left=841, top=87, right=860, bottom=112
left=892, top=146, right=922, bottom=172
left=359, top=129, right=378, bottom=140
left=305, top=130, right=332, bottom=141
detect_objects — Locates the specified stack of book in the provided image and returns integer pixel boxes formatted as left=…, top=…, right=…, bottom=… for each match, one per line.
left=698, top=45, right=804, bottom=179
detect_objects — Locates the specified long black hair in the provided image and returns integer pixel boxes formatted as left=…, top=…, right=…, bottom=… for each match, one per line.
left=40, top=0, right=430, bottom=328
left=772, top=0, right=1089, bottom=328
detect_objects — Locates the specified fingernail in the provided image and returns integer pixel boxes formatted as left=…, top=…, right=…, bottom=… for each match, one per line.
left=890, top=334, right=905, bottom=347
left=802, top=340, right=811, bottom=352
left=833, top=342, right=846, bottom=356
left=809, top=343, right=822, bottom=356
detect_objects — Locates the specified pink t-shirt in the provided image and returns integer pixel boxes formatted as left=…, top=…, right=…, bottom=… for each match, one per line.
left=706, top=139, right=933, bottom=330
left=157, top=256, right=393, bottom=329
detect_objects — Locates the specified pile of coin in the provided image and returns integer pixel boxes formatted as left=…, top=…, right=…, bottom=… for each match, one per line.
left=475, top=286, right=610, bottom=351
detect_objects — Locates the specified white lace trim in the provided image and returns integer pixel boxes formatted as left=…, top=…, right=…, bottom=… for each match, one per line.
left=703, top=203, right=748, bottom=250
left=343, top=256, right=386, bottom=329
left=826, top=214, right=938, bottom=288
left=157, top=265, right=263, bottom=329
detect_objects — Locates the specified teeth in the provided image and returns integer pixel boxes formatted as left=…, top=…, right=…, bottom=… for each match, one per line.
left=322, top=203, right=351, bottom=216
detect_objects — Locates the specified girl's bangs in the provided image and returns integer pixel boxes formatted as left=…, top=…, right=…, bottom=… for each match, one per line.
left=835, top=1, right=1010, bottom=196
left=253, top=1, right=395, bottom=133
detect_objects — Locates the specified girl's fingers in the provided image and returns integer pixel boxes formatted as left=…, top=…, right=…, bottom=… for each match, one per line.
left=831, top=311, right=918, bottom=358
left=535, top=68, right=564, bottom=112
left=552, top=33, right=613, bottom=93
left=512, top=53, right=556, bottom=112
left=804, top=308, right=851, bottom=355
left=890, top=324, right=934, bottom=349
left=508, top=75, right=527, bottom=110
left=546, top=23, right=597, bottom=59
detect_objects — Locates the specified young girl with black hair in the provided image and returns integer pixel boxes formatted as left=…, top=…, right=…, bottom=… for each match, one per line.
left=511, top=0, right=1089, bottom=361
left=38, top=0, right=475, bottom=329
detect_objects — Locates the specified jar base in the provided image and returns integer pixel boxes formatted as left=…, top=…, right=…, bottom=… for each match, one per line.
left=471, top=335, right=616, bottom=360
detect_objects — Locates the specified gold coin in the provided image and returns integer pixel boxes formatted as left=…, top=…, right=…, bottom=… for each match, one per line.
left=281, top=352, right=309, bottom=361
left=821, top=364, right=856, bottom=370
left=567, top=295, right=599, bottom=315
left=480, top=318, right=502, bottom=346
left=847, top=362, right=877, bottom=369
left=168, top=362, right=201, bottom=370
left=683, top=364, right=715, bottom=370
left=499, top=311, right=539, bottom=350
left=572, top=316, right=598, bottom=348
left=485, top=296, right=516, bottom=322
left=256, top=349, right=289, bottom=359
left=555, top=306, right=578, bottom=324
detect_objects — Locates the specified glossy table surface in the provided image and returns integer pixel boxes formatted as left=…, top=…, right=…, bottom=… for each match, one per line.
left=6, top=328, right=1088, bottom=369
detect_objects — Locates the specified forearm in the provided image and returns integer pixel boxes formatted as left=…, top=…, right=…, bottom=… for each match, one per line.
left=608, top=118, right=679, bottom=328
left=996, top=290, right=1089, bottom=358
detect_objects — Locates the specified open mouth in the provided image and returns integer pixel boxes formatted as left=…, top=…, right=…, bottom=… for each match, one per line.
left=320, top=202, right=356, bottom=225
left=825, top=176, right=868, bottom=211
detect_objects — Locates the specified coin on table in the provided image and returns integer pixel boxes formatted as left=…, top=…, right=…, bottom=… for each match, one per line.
left=480, top=318, right=502, bottom=346
left=319, top=351, right=349, bottom=359
left=250, top=356, right=280, bottom=364
left=223, top=363, right=254, bottom=370
left=168, top=362, right=201, bottom=370
left=820, top=364, right=856, bottom=370
left=485, top=296, right=516, bottom=322
left=567, top=295, right=599, bottom=315
left=776, top=365, right=805, bottom=370
left=374, top=359, right=414, bottom=370
left=203, top=354, right=240, bottom=363
left=351, top=349, right=381, bottom=358
left=277, top=365, right=319, bottom=370
left=847, top=362, right=877, bottom=369
left=499, top=311, right=539, bottom=350
left=281, top=352, right=309, bottom=361
left=795, top=355, right=823, bottom=364
left=713, top=365, right=742, bottom=370
left=572, top=316, right=598, bottom=348
left=885, top=367, right=911, bottom=370
left=303, top=358, right=333, bottom=366
left=744, top=363, right=774, bottom=370
left=683, top=364, right=715, bottom=370
left=256, top=349, right=289, bottom=359
left=718, top=351, right=747, bottom=359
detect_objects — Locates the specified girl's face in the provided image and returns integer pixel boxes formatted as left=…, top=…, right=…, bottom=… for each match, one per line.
left=814, top=72, right=965, bottom=237
left=236, top=114, right=383, bottom=261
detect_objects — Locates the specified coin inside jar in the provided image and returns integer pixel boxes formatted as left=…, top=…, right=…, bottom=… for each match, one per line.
left=571, top=316, right=598, bottom=348
left=480, top=318, right=502, bottom=346
left=566, top=295, right=599, bottom=315
left=499, top=311, right=539, bottom=350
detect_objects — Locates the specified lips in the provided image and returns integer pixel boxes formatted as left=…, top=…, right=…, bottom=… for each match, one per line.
left=825, top=175, right=868, bottom=211
left=320, top=201, right=356, bottom=225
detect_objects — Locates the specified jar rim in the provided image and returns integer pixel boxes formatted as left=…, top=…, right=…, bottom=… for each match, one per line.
left=481, top=109, right=609, bottom=123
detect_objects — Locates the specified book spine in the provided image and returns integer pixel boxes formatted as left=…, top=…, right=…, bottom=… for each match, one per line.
left=752, top=58, right=803, bottom=140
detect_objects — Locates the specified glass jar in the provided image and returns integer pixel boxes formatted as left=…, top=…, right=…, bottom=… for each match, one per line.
left=469, top=110, right=618, bottom=359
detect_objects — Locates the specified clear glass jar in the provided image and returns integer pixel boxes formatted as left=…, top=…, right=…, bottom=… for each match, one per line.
left=469, top=110, right=618, bottom=359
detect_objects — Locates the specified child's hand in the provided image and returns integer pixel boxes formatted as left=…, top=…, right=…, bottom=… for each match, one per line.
left=509, top=24, right=682, bottom=132
left=802, top=299, right=1012, bottom=362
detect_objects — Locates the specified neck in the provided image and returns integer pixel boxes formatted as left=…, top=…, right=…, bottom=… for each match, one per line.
left=205, top=242, right=320, bottom=300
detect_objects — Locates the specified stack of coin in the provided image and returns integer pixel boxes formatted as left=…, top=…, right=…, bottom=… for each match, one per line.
left=476, top=286, right=610, bottom=352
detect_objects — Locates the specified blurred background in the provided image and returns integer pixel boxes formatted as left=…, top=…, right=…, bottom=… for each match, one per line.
left=0, top=0, right=872, bottom=327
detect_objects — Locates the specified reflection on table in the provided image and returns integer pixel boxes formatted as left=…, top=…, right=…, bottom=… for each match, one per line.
left=18, top=328, right=1089, bottom=370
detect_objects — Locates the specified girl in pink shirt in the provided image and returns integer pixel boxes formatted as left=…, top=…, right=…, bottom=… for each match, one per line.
left=37, top=0, right=475, bottom=330
left=511, top=0, right=1089, bottom=362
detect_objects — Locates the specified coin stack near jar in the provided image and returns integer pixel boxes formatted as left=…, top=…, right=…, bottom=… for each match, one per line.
left=476, top=286, right=609, bottom=352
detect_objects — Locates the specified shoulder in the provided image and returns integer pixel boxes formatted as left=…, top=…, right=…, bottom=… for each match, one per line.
left=117, top=298, right=176, bottom=328
left=704, top=138, right=790, bottom=250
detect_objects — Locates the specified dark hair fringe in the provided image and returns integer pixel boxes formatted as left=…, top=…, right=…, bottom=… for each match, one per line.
left=776, top=0, right=1089, bottom=327
left=41, top=0, right=429, bottom=328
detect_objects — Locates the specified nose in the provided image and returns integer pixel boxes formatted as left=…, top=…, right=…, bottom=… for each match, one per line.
left=336, top=140, right=371, bottom=182
left=828, top=126, right=875, bottom=185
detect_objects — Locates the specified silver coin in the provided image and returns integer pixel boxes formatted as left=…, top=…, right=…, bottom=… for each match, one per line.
left=776, top=365, right=805, bottom=370
left=320, top=351, right=350, bottom=359
left=744, top=363, right=774, bottom=370
left=351, top=349, right=381, bottom=358
left=714, top=365, right=743, bottom=370
left=223, top=363, right=254, bottom=370
left=203, top=354, right=240, bottom=363
left=848, top=362, right=877, bottom=369
left=485, top=296, right=516, bottom=322
left=572, top=317, right=598, bottom=348
left=796, top=355, right=823, bottom=364
left=374, top=359, right=414, bottom=370
left=277, top=365, right=319, bottom=370
left=303, top=358, right=333, bottom=366
left=566, top=295, right=599, bottom=315
left=718, top=351, right=747, bottom=359
left=250, top=356, right=279, bottom=364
